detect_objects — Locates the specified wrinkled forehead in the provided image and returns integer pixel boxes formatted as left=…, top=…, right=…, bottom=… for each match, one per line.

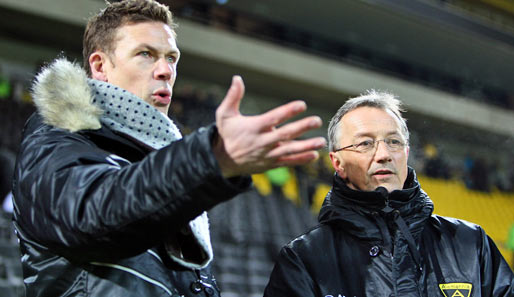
left=338, top=107, right=405, bottom=140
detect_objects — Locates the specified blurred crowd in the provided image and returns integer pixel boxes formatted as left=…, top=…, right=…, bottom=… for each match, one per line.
left=171, top=0, right=514, bottom=111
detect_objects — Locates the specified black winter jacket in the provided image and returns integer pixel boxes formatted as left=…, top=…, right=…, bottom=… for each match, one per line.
left=12, top=59, right=251, bottom=297
left=264, top=169, right=514, bottom=297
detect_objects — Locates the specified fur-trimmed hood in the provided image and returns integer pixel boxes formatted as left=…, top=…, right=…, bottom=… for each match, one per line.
left=31, top=58, right=182, bottom=150
left=32, top=58, right=103, bottom=132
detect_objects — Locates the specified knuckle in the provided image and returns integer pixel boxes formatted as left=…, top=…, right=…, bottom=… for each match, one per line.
left=269, top=115, right=281, bottom=126
left=279, top=130, right=293, bottom=140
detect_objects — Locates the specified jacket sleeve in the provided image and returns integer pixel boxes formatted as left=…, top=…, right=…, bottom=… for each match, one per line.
left=13, top=118, right=251, bottom=261
left=264, top=246, right=317, bottom=297
left=479, top=227, right=514, bottom=297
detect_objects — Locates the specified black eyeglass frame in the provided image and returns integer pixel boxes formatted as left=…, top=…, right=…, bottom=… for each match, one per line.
left=333, top=138, right=408, bottom=153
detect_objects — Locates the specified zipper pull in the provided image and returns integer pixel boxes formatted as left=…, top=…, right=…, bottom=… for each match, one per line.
left=376, top=186, right=393, bottom=213
left=382, top=203, right=394, bottom=213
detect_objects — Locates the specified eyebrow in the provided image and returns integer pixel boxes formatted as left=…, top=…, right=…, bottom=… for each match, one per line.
left=353, top=131, right=401, bottom=138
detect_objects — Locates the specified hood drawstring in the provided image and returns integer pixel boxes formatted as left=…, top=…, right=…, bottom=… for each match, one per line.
left=392, top=211, right=423, bottom=278
left=372, top=209, right=423, bottom=280
left=374, top=187, right=423, bottom=278
left=371, top=211, right=392, bottom=253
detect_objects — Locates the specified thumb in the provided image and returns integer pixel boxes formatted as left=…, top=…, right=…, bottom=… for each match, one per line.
left=217, top=75, right=245, bottom=118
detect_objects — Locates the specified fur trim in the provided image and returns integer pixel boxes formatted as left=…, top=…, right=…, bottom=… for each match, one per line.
left=32, top=59, right=102, bottom=132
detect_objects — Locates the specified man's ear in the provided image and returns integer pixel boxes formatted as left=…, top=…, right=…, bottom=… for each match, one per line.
left=329, top=151, right=346, bottom=179
left=89, top=51, right=109, bottom=82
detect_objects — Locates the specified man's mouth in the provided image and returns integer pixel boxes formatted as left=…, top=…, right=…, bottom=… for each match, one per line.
left=152, top=89, right=171, bottom=105
left=373, top=169, right=394, bottom=176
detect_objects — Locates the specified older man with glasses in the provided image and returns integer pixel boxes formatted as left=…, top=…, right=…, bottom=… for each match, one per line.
left=264, top=90, right=514, bottom=297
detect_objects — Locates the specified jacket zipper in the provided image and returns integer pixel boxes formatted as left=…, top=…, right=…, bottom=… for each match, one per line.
left=90, top=261, right=174, bottom=296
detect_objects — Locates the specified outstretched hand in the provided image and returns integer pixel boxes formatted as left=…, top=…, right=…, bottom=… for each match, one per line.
left=213, top=76, right=326, bottom=178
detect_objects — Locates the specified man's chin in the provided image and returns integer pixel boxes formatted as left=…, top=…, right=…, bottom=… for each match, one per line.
left=147, top=101, right=170, bottom=114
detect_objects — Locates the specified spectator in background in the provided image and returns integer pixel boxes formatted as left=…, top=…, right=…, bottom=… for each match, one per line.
left=422, top=142, right=450, bottom=179
left=264, top=90, right=513, bottom=297
left=11, top=1, right=325, bottom=296
left=469, top=157, right=491, bottom=192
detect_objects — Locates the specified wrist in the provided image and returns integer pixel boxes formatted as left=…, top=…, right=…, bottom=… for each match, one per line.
left=212, top=131, right=238, bottom=178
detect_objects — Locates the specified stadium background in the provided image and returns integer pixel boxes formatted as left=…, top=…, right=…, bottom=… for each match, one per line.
left=0, top=0, right=513, bottom=296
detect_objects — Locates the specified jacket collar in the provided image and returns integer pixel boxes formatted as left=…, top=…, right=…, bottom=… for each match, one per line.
left=325, top=167, right=420, bottom=213
left=318, top=167, right=433, bottom=241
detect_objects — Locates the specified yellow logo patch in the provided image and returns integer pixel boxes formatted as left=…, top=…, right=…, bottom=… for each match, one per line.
left=439, top=283, right=472, bottom=297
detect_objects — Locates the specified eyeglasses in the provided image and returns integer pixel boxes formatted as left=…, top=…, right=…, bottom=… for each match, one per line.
left=334, top=137, right=407, bottom=153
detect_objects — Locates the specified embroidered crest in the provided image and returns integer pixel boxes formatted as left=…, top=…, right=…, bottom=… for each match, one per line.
left=439, top=283, right=472, bottom=297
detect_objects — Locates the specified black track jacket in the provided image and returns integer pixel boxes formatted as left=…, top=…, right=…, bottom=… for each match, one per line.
left=264, top=169, right=514, bottom=297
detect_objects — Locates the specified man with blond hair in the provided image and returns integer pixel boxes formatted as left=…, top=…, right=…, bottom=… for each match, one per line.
left=265, top=90, right=513, bottom=297
left=12, top=1, right=325, bottom=296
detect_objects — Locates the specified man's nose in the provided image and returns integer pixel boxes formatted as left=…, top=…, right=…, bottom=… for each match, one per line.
left=373, top=140, right=393, bottom=163
left=153, top=58, right=172, bottom=80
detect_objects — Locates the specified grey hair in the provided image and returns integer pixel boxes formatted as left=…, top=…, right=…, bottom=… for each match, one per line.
left=327, top=90, right=410, bottom=152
